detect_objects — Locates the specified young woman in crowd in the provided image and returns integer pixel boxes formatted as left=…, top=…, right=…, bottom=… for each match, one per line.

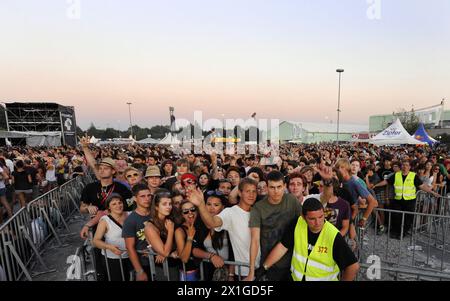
left=12, top=160, right=33, bottom=208
left=174, top=200, right=207, bottom=281
left=144, top=189, right=179, bottom=281
left=193, top=192, right=232, bottom=281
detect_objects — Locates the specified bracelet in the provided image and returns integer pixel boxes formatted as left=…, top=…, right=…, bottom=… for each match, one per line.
left=136, top=269, right=144, bottom=275
left=187, top=237, right=194, bottom=242
left=208, top=253, right=215, bottom=260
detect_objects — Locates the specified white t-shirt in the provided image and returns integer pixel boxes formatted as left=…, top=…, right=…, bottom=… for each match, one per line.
left=5, top=159, right=14, bottom=173
left=215, top=205, right=260, bottom=276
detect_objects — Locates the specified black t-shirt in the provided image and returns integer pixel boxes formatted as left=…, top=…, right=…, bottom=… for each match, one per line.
left=72, top=166, right=84, bottom=178
left=308, top=183, right=320, bottom=195
left=12, top=170, right=32, bottom=190
left=80, top=180, right=133, bottom=211
left=377, top=168, right=393, bottom=180
left=26, top=167, right=38, bottom=186
left=281, top=219, right=358, bottom=273
left=387, top=172, right=423, bottom=200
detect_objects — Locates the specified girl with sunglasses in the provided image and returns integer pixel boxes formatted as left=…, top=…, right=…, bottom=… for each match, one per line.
left=144, top=189, right=179, bottom=280
left=175, top=200, right=206, bottom=281
left=124, top=167, right=144, bottom=189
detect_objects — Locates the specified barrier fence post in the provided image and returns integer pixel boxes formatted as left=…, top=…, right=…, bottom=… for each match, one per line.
left=5, top=242, right=32, bottom=281
left=50, top=199, right=70, bottom=232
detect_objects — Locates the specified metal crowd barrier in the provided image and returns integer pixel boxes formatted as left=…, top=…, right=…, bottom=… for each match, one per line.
left=0, top=174, right=93, bottom=281
left=134, top=248, right=249, bottom=281
left=356, top=205, right=450, bottom=281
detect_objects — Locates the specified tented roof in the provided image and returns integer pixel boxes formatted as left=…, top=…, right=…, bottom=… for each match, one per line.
left=369, top=119, right=426, bottom=146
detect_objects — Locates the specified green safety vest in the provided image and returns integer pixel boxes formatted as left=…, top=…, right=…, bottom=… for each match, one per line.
left=394, top=172, right=417, bottom=201
left=291, top=217, right=340, bottom=281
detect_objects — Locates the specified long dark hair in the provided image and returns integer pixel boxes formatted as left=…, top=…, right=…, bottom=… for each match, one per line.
left=149, top=189, right=173, bottom=239
left=206, top=195, right=227, bottom=251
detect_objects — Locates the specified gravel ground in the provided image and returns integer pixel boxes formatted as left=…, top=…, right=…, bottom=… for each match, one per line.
left=31, top=216, right=89, bottom=281
left=356, top=222, right=450, bottom=281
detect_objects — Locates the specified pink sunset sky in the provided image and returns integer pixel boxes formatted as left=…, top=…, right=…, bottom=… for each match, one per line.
left=1, top=0, right=449, bottom=130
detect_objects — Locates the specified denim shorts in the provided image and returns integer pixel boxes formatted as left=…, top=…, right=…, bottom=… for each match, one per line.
left=0, top=188, right=6, bottom=197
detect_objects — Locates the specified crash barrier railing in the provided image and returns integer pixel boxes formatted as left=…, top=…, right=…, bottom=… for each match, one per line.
left=141, top=248, right=249, bottom=281
left=73, top=240, right=250, bottom=281
left=0, top=174, right=94, bottom=281
left=355, top=205, right=450, bottom=281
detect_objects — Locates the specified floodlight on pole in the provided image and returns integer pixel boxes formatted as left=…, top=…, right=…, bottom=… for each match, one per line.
left=336, top=69, right=344, bottom=142
left=126, top=102, right=133, bottom=139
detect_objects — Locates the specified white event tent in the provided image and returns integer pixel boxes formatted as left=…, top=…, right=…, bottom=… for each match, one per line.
left=369, top=119, right=426, bottom=146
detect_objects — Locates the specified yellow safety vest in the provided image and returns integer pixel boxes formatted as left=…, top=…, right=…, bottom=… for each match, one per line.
left=291, top=217, right=340, bottom=281
left=394, top=172, right=416, bottom=201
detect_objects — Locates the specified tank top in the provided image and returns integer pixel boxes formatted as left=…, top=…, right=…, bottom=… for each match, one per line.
left=100, top=214, right=129, bottom=259
left=203, top=232, right=229, bottom=261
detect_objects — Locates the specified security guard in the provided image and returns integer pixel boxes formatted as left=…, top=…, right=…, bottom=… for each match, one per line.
left=374, top=159, right=440, bottom=239
left=255, top=197, right=359, bottom=281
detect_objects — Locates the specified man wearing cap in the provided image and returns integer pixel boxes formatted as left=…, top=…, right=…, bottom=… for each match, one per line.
left=79, top=157, right=133, bottom=222
left=79, top=157, right=132, bottom=281
left=256, top=198, right=359, bottom=281
left=144, top=165, right=162, bottom=194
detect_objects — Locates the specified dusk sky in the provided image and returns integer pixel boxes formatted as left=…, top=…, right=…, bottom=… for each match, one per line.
left=1, top=0, right=449, bottom=130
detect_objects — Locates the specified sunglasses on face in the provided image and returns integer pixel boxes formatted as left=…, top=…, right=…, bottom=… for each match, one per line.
left=182, top=207, right=197, bottom=214
left=206, top=190, right=224, bottom=197
left=126, top=173, right=139, bottom=178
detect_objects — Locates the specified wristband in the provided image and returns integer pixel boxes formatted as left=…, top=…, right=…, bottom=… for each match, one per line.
left=136, top=269, right=144, bottom=275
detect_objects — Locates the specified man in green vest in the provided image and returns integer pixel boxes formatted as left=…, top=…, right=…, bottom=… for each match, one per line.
left=255, top=197, right=359, bottom=281
left=374, top=159, right=440, bottom=239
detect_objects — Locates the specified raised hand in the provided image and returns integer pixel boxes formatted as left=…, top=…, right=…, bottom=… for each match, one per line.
left=186, top=188, right=205, bottom=207
left=165, top=219, right=174, bottom=233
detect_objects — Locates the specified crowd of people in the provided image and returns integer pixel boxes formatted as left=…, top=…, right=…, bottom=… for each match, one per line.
left=2, top=138, right=444, bottom=280
left=0, top=147, right=86, bottom=224
left=70, top=136, right=449, bottom=282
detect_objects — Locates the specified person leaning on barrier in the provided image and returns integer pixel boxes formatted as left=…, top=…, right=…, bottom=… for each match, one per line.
left=144, top=189, right=179, bottom=281
left=122, top=184, right=152, bottom=281
left=175, top=200, right=207, bottom=281
left=193, top=191, right=233, bottom=281
left=246, top=171, right=302, bottom=281
left=256, top=197, right=359, bottom=281
left=373, top=159, right=440, bottom=239
left=92, top=193, right=131, bottom=281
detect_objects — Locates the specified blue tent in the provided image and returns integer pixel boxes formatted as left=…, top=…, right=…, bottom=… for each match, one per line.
left=412, top=123, right=438, bottom=146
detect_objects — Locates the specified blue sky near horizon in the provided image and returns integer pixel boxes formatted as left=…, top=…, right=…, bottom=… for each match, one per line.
left=0, top=0, right=449, bottom=130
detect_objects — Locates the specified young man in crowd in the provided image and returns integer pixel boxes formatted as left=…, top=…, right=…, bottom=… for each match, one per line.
left=122, top=183, right=152, bottom=281
left=374, top=159, right=440, bottom=239
left=258, top=198, right=359, bottom=281
left=246, top=171, right=302, bottom=281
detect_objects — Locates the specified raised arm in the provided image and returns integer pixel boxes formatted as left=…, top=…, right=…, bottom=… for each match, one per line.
left=186, top=188, right=223, bottom=229
left=79, top=136, right=100, bottom=180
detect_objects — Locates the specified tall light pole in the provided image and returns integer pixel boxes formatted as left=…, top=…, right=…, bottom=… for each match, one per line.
left=336, top=69, right=344, bottom=142
left=126, top=102, right=133, bottom=139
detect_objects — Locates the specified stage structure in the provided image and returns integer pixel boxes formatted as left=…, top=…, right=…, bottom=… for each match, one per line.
left=4, top=102, right=77, bottom=146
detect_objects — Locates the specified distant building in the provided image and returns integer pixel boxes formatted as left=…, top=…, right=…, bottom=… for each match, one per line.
left=369, top=102, right=450, bottom=138
left=268, top=121, right=369, bottom=144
